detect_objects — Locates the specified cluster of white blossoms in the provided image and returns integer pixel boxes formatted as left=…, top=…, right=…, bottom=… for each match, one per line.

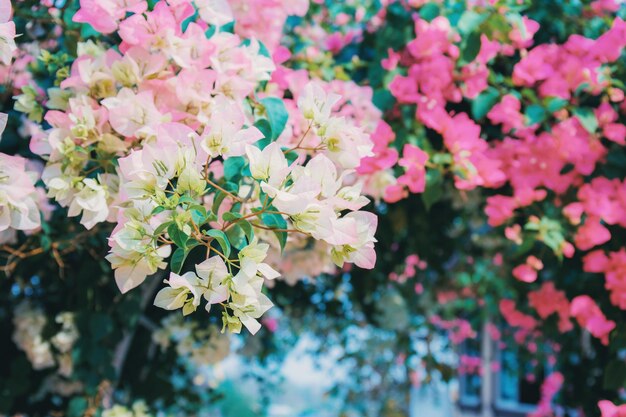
left=104, top=80, right=377, bottom=334
left=12, top=302, right=79, bottom=378
left=102, top=402, right=152, bottom=417
left=7, top=0, right=378, bottom=336
left=153, top=315, right=230, bottom=371
left=0, top=154, right=41, bottom=235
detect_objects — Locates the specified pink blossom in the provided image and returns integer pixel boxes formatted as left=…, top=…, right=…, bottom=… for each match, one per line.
left=487, top=95, right=524, bottom=132
left=500, top=299, right=537, bottom=330
left=485, top=195, right=517, bottom=227
left=512, top=264, right=537, bottom=283
left=528, top=372, right=564, bottom=417
left=74, top=0, right=147, bottom=35
left=574, top=218, right=612, bottom=251
left=598, top=400, right=626, bottom=417
left=528, top=282, right=573, bottom=333
left=570, top=295, right=615, bottom=345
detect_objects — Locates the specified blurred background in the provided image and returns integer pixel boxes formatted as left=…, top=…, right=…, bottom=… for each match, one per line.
left=3, top=1, right=626, bottom=417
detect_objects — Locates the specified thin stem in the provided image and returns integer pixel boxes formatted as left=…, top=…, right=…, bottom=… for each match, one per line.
left=285, top=121, right=314, bottom=153
left=250, top=222, right=307, bottom=235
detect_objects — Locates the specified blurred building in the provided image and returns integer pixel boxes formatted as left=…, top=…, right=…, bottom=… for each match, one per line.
left=455, top=322, right=542, bottom=417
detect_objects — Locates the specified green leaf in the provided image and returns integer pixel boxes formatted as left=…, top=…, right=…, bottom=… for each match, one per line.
left=373, top=89, right=395, bottom=111
left=221, top=21, right=235, bottom=34
left=241, top=38, right=270, bottom=57
left=573, top=107, right=598, bottom=133
left=206, top=229, right=231, bottom=258
left=224, top=156, right=246, bottom=181
left=154, top=220, right=174, bottom=237
left=260, top=97, right=289, bottom=140
left=167, top=223, right=189, bottom=248
left=525, top=105, right=546, bottom=125
left=471, top=87, right=500, bottom=120
left=254, top=119, right=273, bottom=146
left=90, top=314, right=113, bottom=342
left=151, top=206, right=166, bottom=216
left=225, top=224, right=247, bottom=251
left=178, top=195, right=197, bottom=205
left=422, top=170, right=443, bottom=210
left=211, top=190, right=227, bottom=214
left=239, top=219, right=255, bottom=244
left=190, top=205, right=208, bottom=225
left=261, top=212, right=288, bottom=252
left=419, top=3, right=440, bottom=22
left=506, top=12, right=527, bottom=39
left=170, top=248, right=187, bottom=274
left=458, top=11, right=487, bottom=34
left=603, top=360, right=626, bottom=389
left=546, top=97, right=568, bottom=113
left=80, top=23, right=100, bottom=39
left=205, top=25, right=216, bottom=39
left=223, top=212, right=243, bottom=222
left=67, top=397, right=88, bottom=417
left=461, top=32, right=481, bottom=64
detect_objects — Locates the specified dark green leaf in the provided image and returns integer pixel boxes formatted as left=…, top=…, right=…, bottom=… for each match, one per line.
left=190, top=205, right=208, bottom=225
left=261, top=213, right=288, bottom=252
left=67, top=397, right=88, bottom=417
left=239, top=219, right=255, bottom=244
left=212, top=190, right=227, bottom=214
left=154, top=220, right=174, bottom=237
left=151, top=206, right=166, bottom=216
left=224, top=156, right=246, bottom=181
left=167, top=223, right=189, bottom=248
left=260, top=97, right=289, bottom=140
left=461, top=32, right=481, bottom=64
left=422, top=170, right=443, bottom=211
left=603, top=360, right=626, bottom=389
left=471, top=87, right=500, bottom=120
left=170, top=248, right=187, bottom=274
left=546, top=97, right=568, bottom=113
left=525, top=105, right=546, bottom=126
left=573, top=107, right=598, bottom=133
left=225, top=224, right=247, bottom=251
left=206, top=229, right=231, bottom=258
left=223, top=212, right=243, bottom=222
left=419, top=3, right=440, bottom=22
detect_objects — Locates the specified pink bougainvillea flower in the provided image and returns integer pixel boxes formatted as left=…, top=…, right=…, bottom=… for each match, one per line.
left=574, top=218, right=612, bottom=251
left=73, top=0, right=147, bottom=35
left=598, top=400, right=626, bottom=417
left=570, top=295, right=615, bottom=345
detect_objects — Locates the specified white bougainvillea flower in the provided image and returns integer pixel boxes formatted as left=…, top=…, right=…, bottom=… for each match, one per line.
left=108, top=244, right=172, bottom=294
left=0, top=112, right=7, bottom=137
left=102, top=89, right=167, bottom=137
left=67, top=177, right=113, bottom=230
left=331, top=211, right=378, bottom=269
left=195, top=0, right=233, bottom=27
left=154, top=272, right=204, bottom=316
left=229, top=290, right=273, bottom=335
left=320, top=117, right=374, bottom=169
left=245, top=142, right=290, bottom=188
left=298, top=82, right=341, bottom=126
left=0, top=154, right=41, bottom=233
left=200, top=96, right=264, bottom=158
left=196, top=257, right=229, bottom=310
left=0, top=0, right=16, bottom=66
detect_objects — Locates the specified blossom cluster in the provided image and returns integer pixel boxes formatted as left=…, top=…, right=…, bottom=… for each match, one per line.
left=153, top=314, right=230, bottom=383
left=368, top=0, right=626, bottom=377
left=12, top=302, right=80, bottom=394
left=0, top=154, right=41, bottom=238
left=8, top=0, right=378, bottom=335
